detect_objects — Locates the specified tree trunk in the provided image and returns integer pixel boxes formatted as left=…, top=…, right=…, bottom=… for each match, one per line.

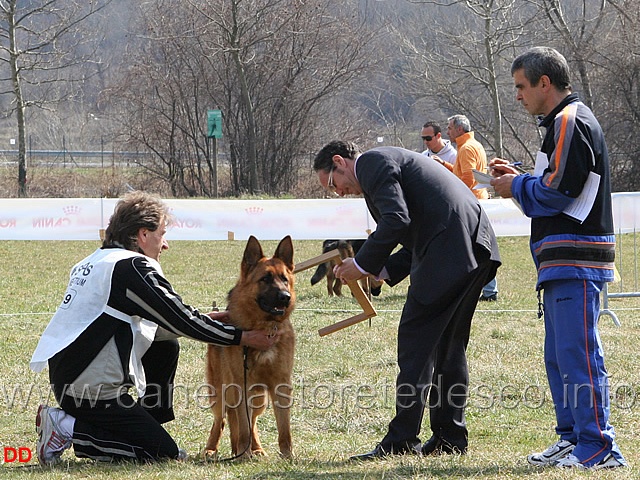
left=7, top=1, right=27, bottom=196
left=484, top=12, right=503, bottom=158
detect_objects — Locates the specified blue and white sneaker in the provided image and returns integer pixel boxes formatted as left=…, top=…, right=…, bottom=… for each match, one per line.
left=527, top=439, right=575, bottom=466
left=555, top=453, right=627, bottom=470
left=36, top=405, right=72, bottom=466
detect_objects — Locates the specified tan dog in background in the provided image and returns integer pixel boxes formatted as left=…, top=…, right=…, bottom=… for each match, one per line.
left=310, top=239, right=383, bottom=297
left=310, top=239, right=354, bottom=296
left=204, top=235, right=296, bottom=459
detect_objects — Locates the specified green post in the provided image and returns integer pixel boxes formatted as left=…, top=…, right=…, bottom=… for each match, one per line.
left=207, top=110, right=223, bottom=139
left=207, top=109, right=222, bottom=197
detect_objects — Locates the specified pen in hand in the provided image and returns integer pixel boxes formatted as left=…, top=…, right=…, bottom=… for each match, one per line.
left=491, top=161, right=527, bottom=174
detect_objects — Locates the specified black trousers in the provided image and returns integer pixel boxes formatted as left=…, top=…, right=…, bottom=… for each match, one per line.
left=381, top=258, right=496, bottom=450
left=56, top=339, right=181, bottom=462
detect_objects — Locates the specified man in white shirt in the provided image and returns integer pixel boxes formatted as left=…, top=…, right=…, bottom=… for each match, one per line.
left=420, top=121, right=457, bottom=164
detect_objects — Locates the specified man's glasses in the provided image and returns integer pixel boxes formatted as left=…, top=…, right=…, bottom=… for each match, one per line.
left=421, top=135, right=434, bottom=141
left=326, top=166, right=336, bottom=193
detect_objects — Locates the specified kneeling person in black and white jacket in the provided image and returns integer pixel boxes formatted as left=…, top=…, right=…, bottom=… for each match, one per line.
left=30, top=191, right=278, bottom=465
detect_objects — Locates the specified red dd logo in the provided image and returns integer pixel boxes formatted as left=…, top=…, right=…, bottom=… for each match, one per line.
left=3, top=446, right=32, bottom=463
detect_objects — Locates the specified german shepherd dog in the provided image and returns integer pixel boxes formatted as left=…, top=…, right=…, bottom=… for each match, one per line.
left=205, top=235, right=296, bottom=459
left=310, top=239, right=354, bottom=297
left=310, top=239, right=382, bottom=297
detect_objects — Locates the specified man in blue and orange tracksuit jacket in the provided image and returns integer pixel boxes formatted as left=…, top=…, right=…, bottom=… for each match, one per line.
left=491, top=47, right=626, bottom=470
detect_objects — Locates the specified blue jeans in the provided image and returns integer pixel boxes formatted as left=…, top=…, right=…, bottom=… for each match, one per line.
left=481, top=277, right=498, bottom=297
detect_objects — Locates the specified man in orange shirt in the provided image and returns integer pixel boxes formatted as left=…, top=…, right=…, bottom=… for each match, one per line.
left=434, top=115, right=488, bottom=200
left=438, top=115, right=497, bottom=300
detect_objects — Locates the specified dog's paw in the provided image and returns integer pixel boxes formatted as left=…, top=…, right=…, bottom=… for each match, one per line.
left=202, top=449, right=219, bottom=462
left=279, top=449, right=293, bottom=459
left=251, top=448, right=267, bottom=457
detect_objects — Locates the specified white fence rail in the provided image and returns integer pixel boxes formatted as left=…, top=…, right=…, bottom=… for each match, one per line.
left=1, top=194, right=638, bottom=323
left=0, top=197, right=532, bottom=241
left=597, top=193, right=640, bottom=326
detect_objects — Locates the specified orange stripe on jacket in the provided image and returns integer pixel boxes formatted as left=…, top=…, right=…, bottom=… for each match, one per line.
left=533, top=239, right=615, bottom=255
left=538, top=263, right=614, bottom=271
left=545, top=107, right=571, bottom=187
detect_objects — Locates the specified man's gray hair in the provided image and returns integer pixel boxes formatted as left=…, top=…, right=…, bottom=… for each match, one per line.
left=448, top=115, right=471, bottom=133
left=511, top=46, right=572, bottom=91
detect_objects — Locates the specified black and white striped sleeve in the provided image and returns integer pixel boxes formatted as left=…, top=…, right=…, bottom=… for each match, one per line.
left=109, top=257, right=242, bottom=346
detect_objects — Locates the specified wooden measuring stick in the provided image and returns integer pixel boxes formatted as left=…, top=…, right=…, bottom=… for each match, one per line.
left=318, top=312, right=372, bottom=337
left=293, top=249, right=341, bottom=274
left=294, top=249, right=377, bottom=336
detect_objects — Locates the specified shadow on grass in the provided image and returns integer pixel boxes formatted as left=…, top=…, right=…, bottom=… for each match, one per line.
left=7, top=456, right=541, bottom=478
left=10, top=456, right=632, bottom=479
left=246, top=458, right=545, bottom=479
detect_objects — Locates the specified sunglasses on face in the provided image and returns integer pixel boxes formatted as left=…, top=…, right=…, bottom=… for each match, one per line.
left=421, top=135, right=434, bottom=141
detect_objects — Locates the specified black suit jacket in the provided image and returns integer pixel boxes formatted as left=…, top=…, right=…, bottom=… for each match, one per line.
left=354, top=147, right=501, bottom=306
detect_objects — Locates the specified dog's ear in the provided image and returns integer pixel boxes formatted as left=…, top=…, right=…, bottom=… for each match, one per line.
left=274, top=235, right=294, bottom=271
left=242, top=235, right=265, bottom=277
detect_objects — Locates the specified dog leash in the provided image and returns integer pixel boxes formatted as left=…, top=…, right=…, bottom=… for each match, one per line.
left=268, top=323, right=278, bottom=338
left=212, top=346, right=253, bottom=462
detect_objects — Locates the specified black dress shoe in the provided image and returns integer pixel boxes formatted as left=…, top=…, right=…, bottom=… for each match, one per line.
left=479, top=293, right=498, bottom=302
left=421, top=435, right=467, bottom=456
left=349, top=442, right=419, bottom=461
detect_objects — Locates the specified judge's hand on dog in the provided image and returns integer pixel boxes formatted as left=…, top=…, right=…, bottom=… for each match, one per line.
left=333, top=257, right=366, bottom=283
left=207, top=311, right=282, bottom=351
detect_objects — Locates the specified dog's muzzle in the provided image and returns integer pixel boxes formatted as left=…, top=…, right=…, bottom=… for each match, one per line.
left=258, top=290, right=291, bottom=316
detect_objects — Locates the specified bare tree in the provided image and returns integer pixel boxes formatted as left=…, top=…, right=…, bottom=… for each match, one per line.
left=525, top=0, right=635, bottom=190
left=536, top=0, right=612, bottom=109
left=396, top=0, right=538, bottom=160
left=109, top=0, right=377, bottom=197
left=590, top=0, right=640, bottom=191
left=192, top=0, right=378, bottom=196
left=0, top=0, right=111, bottom=196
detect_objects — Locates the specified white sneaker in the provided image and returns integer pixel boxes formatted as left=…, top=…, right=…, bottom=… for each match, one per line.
left=36, top=405, right=72, bottom=466
left=527, top=439, right=575, bottom=466
left=555, top=453, right=627, bottom=470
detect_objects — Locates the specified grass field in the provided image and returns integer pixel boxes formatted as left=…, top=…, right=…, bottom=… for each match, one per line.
left=1, top=237, right=639, bottom=479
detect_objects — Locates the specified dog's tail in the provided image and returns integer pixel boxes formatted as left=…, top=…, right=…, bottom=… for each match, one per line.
left=310, top=262, right=328, bottom=285
left=311, top=240, right=340, bottom=286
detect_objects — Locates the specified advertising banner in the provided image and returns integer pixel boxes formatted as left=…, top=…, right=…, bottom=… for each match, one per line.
left=0, top=194, right=637, bottom=241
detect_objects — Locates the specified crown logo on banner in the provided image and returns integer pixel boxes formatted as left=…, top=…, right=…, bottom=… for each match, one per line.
left=245, top=206, right=263, bottom=215
left=63, top=205, right=81, bottom=216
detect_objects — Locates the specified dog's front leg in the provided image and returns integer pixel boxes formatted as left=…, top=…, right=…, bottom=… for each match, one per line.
left=223, top=381, right=252, bottom=459
left=271, top=383, right=293, bottom=458
left=248, top=386, right=267, bottom=456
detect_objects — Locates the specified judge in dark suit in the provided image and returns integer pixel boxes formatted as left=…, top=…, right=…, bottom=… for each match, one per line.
left=314, top=141, right=501, bottom=460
